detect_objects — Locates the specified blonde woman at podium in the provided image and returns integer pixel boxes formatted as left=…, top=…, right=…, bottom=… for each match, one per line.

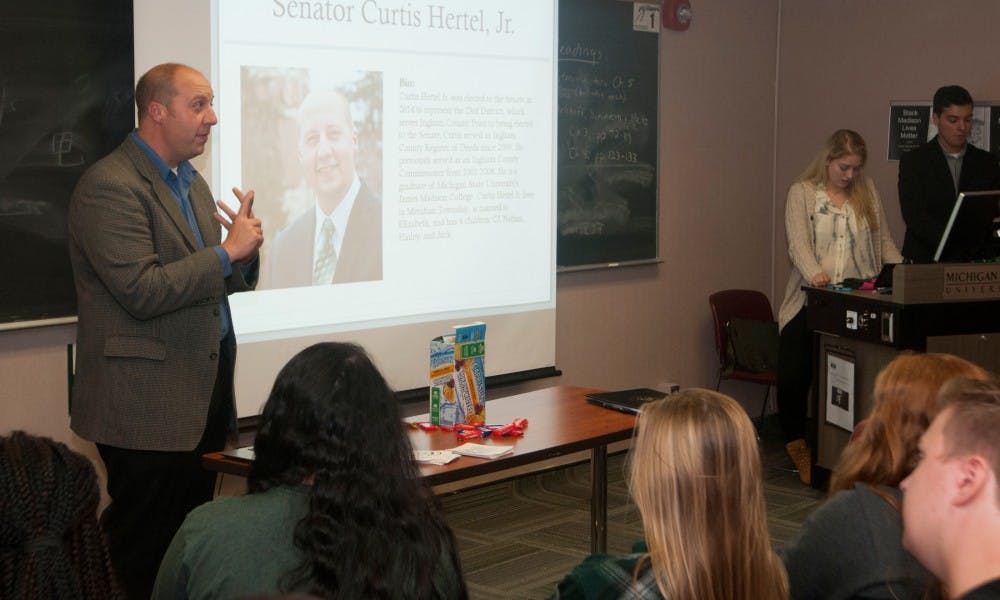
left=776, top=129, right=902, bottom=484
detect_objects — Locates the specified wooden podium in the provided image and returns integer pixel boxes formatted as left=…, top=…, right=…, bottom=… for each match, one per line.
left=804, top=263, right=1000, bottom=477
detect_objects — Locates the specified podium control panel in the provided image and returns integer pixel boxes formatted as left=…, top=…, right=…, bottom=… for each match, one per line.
left=805, top=291, right=900, bottom=347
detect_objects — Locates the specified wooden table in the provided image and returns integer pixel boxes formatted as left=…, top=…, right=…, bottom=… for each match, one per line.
left=203, top=385, right=637, bottom=552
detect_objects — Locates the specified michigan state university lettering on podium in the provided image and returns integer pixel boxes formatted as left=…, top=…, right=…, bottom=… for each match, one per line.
left=941, top=265, right=1000, bottom=300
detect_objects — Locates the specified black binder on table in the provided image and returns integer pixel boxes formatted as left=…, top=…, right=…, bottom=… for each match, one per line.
left=585, top=388, right=673, bottom=415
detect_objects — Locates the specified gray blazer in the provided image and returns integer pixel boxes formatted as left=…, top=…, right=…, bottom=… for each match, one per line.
left=68, top=135, right=257, bottom=451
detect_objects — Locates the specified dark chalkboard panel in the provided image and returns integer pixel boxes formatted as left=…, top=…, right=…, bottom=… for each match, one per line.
left=0, top=0, right=134, bottom=326
left=557, top=0, right=659, bottom=269
left=992, top=106, right=1000, bottom=157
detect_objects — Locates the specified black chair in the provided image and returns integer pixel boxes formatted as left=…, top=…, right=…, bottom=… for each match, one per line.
left=708, top=289, right=778, bottom=424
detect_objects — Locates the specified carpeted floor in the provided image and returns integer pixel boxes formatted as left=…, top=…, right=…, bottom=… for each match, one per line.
left=439, top=419, right=825, bottom=599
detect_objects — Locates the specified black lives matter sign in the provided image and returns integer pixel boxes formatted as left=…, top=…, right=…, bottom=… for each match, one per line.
left=887, top=104, right=930, bottom=161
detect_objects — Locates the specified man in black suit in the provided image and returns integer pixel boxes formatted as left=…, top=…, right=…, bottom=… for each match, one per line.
left=898, top=85, right=1000, bottom=263
left=262, top=90, right=382, bottom=288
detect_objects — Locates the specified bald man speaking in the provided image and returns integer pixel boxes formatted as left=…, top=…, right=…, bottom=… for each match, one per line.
left=263, top=90, right=382, bottom=289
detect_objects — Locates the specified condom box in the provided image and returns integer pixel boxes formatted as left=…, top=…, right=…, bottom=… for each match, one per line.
left=429, top=322, right=486, bottom=426
left=429, top=335, right=457, bottom=426
left=453, top=322, right=486, bottom=425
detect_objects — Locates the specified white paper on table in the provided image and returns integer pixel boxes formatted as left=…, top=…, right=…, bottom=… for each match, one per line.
left=222, top=446, right=256, bottom=461
left=414, top=450, right=460, bottom=465
left=452, top=443, right=514, bottom=459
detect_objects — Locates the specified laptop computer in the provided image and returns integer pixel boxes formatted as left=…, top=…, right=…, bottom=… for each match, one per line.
left=874, top=262, right=896, bottom=289
left=933, top=190, right=1000, bottom=263
left=585, top=387, right=673, bottom=415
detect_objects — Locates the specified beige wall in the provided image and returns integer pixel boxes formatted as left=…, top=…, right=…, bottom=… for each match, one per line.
left=773, top=0, right=1000, bottom=296
left=548, top=0, right=780, bottom=407
left=5, top=1, right=999, bottom=458
left=0, top=323, right=106, bottom=483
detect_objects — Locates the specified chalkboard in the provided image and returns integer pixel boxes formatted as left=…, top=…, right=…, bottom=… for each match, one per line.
left=992, top=106, right=1000, bottom=157
left=0, top=1, right=651, bottom=326
left=557, top=0, right=659, bottom=269
left=0, top=1, right=134, bottom=327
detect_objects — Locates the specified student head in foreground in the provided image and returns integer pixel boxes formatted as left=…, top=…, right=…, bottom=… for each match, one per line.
left=0, top=431, right=123, bottom=599
left=832, top=352, right=990, bottom=493
left=152, top=342, right=466, bottom=600
left=781, top=352, right=989, bottom=600
left=551, top=389, right=788, bottom=600
left=777, top=128, right=903, bottom=484
left=902, top=377, right=1000, bottom=600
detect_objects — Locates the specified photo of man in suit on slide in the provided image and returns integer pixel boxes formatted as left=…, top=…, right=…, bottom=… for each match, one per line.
left=262, top=88, right=383, bottom=288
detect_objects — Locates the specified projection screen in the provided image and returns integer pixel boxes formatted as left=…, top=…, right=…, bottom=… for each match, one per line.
left=135, top=0, right=558, bottom=416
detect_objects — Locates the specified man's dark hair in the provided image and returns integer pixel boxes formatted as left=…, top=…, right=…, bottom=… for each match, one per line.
left=933, top=85, right=973, bottom=115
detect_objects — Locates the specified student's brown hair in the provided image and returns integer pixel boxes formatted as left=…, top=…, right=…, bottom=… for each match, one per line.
left=830, top=353, right=990, bottom=495
left=937, top=377, right=1000, bottom=501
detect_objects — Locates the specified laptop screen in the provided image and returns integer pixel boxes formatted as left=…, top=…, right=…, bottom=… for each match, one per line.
left=933, top=190, right=1000, bottom=263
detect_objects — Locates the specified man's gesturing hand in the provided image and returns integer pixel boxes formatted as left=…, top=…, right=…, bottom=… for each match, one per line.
left=217, top=187, right=264, bottom=263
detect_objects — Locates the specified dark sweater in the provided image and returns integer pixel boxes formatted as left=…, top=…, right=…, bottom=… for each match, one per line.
left=780, top=483, right=932, bottom=599
left=152, top=485, right=463, bottom=599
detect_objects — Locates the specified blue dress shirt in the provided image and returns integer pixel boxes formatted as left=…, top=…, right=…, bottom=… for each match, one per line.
left=130, top=131, right=233, bottom=339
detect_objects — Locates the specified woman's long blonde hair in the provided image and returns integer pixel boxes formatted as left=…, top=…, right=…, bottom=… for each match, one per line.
left=829, top=352, right=991, bottom=495
left=797, top=128, right=878, bottom=230
left=628, top=389, right=788, bottom=600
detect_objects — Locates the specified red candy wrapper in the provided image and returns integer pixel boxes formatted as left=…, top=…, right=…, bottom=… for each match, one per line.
left=457, top=429, right=480, bottom=442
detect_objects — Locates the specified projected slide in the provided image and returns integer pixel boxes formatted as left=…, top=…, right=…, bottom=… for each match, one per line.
left=216, top=0, right=557, bottom=341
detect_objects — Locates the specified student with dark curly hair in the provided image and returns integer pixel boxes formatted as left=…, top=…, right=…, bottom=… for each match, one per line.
left=0, top=431, right=123, bottom=599
left=153, top=342, right=467, bottom=599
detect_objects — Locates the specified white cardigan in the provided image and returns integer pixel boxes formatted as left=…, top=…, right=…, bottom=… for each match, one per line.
left=777, top=179, right=902, bottom=331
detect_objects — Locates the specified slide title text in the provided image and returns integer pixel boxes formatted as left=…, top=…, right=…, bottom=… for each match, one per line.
left=272, top=1, right=517, bottom=34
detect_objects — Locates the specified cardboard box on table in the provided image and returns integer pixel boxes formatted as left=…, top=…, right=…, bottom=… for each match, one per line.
left=429, top=322, right=486, bottom=426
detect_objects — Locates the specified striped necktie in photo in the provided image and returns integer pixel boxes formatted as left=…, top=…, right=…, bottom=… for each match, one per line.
left=313, top=218, right=337, bottom=285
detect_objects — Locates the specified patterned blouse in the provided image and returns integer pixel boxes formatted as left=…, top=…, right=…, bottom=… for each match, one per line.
left=812, top=189, right=878, bottom=284
left=777, top=179, right=902, bottom=329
